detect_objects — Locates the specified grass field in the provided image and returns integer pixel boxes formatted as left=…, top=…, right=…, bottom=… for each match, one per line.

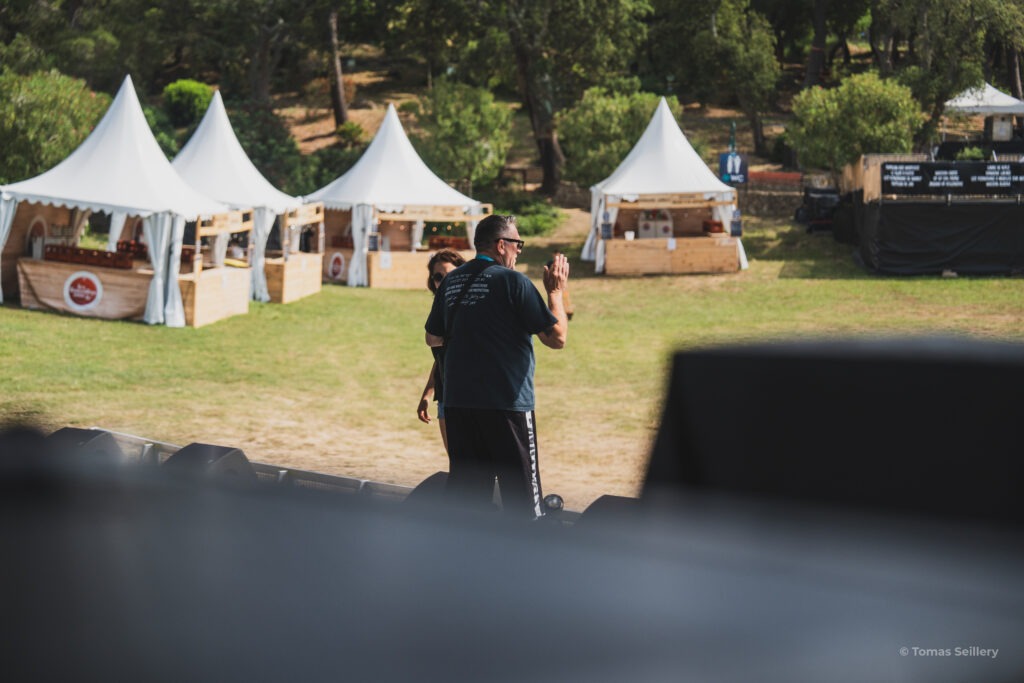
left=2, top=215, right=1023, bottom=511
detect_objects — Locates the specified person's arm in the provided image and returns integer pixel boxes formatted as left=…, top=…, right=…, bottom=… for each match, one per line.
left=425, top=287, right=446, bottom=348
left=417, top=361, right=437, bottom=424
left=537, top=253, right=569, bottom=350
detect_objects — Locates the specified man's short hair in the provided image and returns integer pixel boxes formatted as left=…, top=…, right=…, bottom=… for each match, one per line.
left=474, top=214, right=517, bottom=251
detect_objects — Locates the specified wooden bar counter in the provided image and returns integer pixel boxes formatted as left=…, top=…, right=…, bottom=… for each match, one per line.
left=265, top=251, right=324, bottom=303
left=17, top=257, right=152, bottom=321
left=365, top=249, right=475, bottom=289
left=603, top=235, right=740, bottom=276
left=177, top=265, right=250, bottom=328
left=18, top=256, right=251, bottom=327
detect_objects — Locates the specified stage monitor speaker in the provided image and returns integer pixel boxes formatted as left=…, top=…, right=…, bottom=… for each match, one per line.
left=643, top=337, right=1024, bottom=526
left=404, top=471, right=448, bottom=505
left=161, top=443, right=256, bottom=483
left=44, top=427, right=124, bottom=464
left=574, top=494, right=642, bottom=529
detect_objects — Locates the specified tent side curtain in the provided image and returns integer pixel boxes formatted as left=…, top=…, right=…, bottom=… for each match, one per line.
left=142, top=213, right=174, bottom=325
left=250, top=207, right=276, bottom=302
left=164, top=215, right=186, bottom=327
left=347, top=204, right=375, bottom=287
left=106, top=210, right=129, bottom=252
left=0, top=196, right=18, bottom=303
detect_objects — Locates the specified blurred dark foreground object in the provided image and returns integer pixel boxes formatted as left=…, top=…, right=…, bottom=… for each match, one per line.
left=645, top=336, right=1024, bottom=527
left=2, top=335, right=1024, bottom=682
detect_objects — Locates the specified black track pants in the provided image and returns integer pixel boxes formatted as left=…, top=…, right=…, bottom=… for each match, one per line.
left=442, top=407, right=543, bottom=518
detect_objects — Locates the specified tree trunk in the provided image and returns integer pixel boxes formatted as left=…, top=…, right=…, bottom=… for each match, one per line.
left=248, top=39, right=272, bottom=104
left=1011, top=48, right=1023, bottom=100
left=746, top=109, right=767, bottom=157
left=248, top=21, right=285, bottom=105
left=868, top=22, right=895, bottom=76
left=328, top=10, right=348, bottom=127
left=803, top=0, right=828, bottom=88
left=506, top=5, right=563, bottom=195
left=828, top=34, right=851, bottom=67
left=916, top=103, right=945, bottom=149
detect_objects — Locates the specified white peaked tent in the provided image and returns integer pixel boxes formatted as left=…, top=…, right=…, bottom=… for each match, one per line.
left=0, top=75, right=229, bottom=326
left=305, top=104, right=485, bottom=286
left=945, top=82, right=1024, bottom=115
left=582, top=98, right=743, bottom=269
left=173, top=91, right=317, bottom=302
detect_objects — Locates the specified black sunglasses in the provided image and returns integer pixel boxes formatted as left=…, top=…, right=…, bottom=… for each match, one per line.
left=431, top=272, right=445, bottom=283
left=496, top=237, right=525, bottom=250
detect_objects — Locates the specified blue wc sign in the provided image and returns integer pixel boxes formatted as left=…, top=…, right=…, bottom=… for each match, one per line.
left=719, top=152, right=748, bottom=184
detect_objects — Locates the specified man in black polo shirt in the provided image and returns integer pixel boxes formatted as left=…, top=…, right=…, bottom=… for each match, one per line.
left=425, top=214, right=569, bottom=517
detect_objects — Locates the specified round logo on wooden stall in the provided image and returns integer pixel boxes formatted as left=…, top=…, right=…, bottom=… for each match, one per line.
left=63, top=271, right=103, bottom=312
left=328, top=252, right=346, bottom=281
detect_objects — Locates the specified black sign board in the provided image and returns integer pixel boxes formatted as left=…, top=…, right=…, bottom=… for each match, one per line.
left=881, top=162, right=1024, bottom=196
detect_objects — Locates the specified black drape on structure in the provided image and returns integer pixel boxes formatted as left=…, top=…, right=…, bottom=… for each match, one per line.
left=857, top=201, right=1024, bottom=275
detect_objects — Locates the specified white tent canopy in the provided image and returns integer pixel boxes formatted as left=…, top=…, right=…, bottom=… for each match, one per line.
left=0, top=75, right=229, bottom=325
left=173, top=91, right=304, bottom=301
left=582, top=97, right=740, bottom=265
left=304, top=104, right=483, bottom=286
left=944, top=82, right=1024, bottom=116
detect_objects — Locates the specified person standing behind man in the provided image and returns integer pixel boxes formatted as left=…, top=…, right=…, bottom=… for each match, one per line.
left=424, top=215, right=569, bottom=518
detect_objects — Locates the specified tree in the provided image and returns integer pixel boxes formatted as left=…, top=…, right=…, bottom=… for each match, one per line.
left=485, top=0, right=652, bottom=194
left=709, top=1, right=781, bottom=156
left=557, top=88, right=685, bottom=187
left=0, top=69, right=111, bottom=184
left=786, top=71, right=921, bottom=175
left=865, top=0, right=1024, bottom=144
left=383, top=0, right=479, bottom=88
left=409, top=78, right=513, bottom=195
left=226, top=99, right=309, bottom=194
left=751, top=0, right=813, bottom=64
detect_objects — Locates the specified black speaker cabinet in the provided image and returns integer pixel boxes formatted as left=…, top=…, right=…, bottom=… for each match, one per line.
left=574, top=494, right=642, bottom=528
left=404, top=471, right=449, bottom=505
left=44, top=427, right=124, bottom=463
left=161, top=443, right=256, bottom=482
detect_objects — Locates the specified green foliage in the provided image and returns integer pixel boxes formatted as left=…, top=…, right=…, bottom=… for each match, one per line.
left=556, top=88, right=683, bottom=187
left=870, top=0, right=1024, bottom=144
left=0, top=69, right=111, bottom=184
left=298, top=143, right=367, bottom=195
left=955, top=146, right=986, bottom=161
left=143, top=104, right=180, bottom=160
left=410, top=78, right=513, bottom=188
left=227, top=102, right=310, bottom=195
left=0, top=33, right=55, bottom=75
left=162, top=79, right=214, bottom=127
left=787, top=72, right=921, bottom=174
left=641, top=0, right=779, bottom=153
left=486, top=190, right=564, bottom=237
left=334, top=121, right=365, bottom=147
left=711, top=1, right=780, bottom=117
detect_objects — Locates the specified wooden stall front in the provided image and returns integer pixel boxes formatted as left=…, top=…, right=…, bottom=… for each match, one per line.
left=8, top=201, right=254, bottom=327
left=18, top=256, right=152, bottom=320
left=264, top=203, right=325, bottom=303
left=599, top=193, right=740, bottom=275
left=178, top=210, right=255, bottom=327
left=322, top=203, right=492, bottom=288
left=322, top=207, right=353, bottom=284
left=366, top=248, right=476, bottom=289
